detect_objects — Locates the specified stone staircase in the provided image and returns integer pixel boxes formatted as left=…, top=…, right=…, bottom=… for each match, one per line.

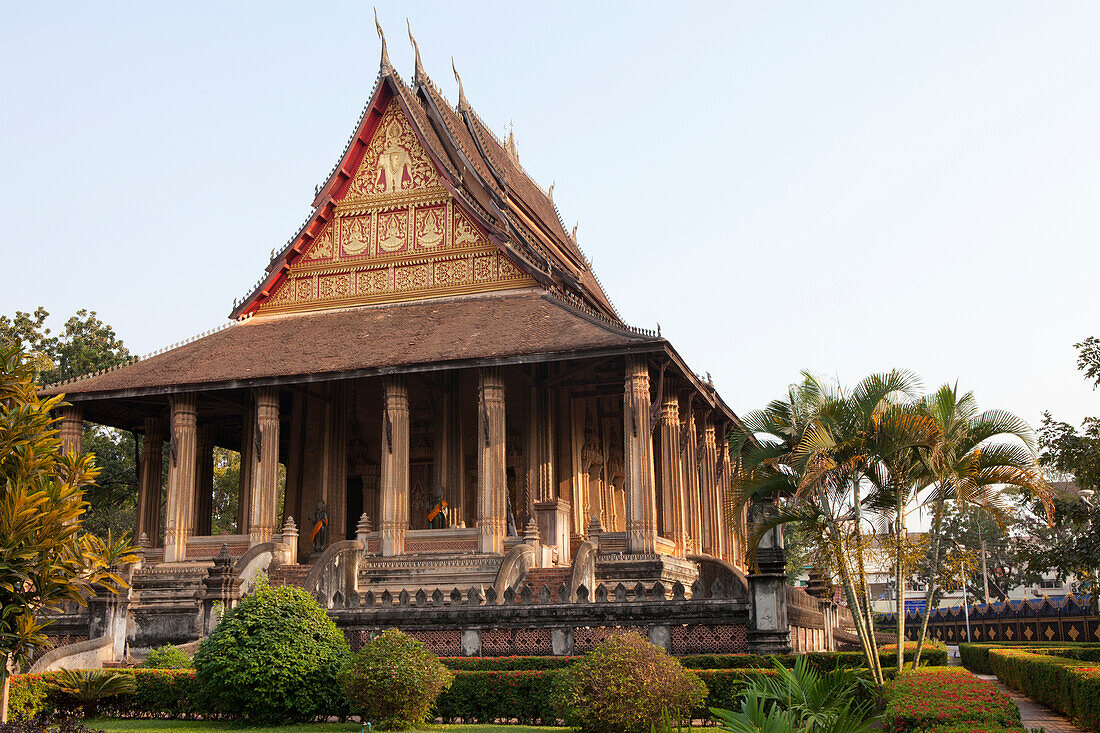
left=522, top=567, right=572, bottom=602
left=268, top=563, right=311, bottom=588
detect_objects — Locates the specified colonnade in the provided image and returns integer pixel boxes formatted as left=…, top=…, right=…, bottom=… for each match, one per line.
left=54, top=357, right=742, bottom=568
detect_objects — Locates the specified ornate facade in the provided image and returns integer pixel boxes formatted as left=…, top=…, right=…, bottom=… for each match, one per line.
left=38, top=29, right=779, bottom=654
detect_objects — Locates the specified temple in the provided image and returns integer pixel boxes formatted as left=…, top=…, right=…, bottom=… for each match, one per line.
left=33, top=27, right=844, bottom=660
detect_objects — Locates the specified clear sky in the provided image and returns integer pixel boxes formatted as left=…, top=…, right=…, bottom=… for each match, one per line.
left=2, top=2, right=1098, bottom=432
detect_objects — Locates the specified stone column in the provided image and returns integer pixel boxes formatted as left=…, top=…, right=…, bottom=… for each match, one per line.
left=380, top=375, right=409, bottom=556
left=657, top=395, right=686, bottom=557
left=136, top=417, right=166, bottom=546
left=681, top=407, right=702, bottom=555
left=237, top=414, right=254, bottom=535
left=57, top=405, right=82, bottom=455
left=718, top=439, right=733, bottom=562
left=163, top=394, right=198, bottom=563
left=194, top=424, right=214, bottom=536
left=477, top=367, right=506, bottom=554
left=248, top=387, right=280, bottom=545
left=623, top=356, right=657, bottom=554
left=699, top=422, right=718, bottom=556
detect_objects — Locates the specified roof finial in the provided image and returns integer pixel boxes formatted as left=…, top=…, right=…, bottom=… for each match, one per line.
left=407, top=19, right=425, bottom=84
left=548, top=180, right=555, bottom=202
left=375, top=8, right=393, bottom=74
left=451, top=57, right=468, bottom=111
left=571, top=221, right=579, bottom=242
left=505, top=121, right=519, bottom=161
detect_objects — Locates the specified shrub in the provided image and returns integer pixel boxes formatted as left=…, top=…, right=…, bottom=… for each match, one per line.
left=138, top=645, right=191, bottom=670
left=555, top=632, right=707, bottom=733
left=340, top=629, right=452, bottom=730
left=436, top=670, right=558, bottom=725
left=46, top=669, right=135, bottom=719
left=712, top=656, right=880, bottom=733
left=0, top=717, right=101, bottom=733
left=4, top=675, right=48, bottom=722
left=192, top=583, right=349, bottom=723
left=442, top=656, right=575, bottom=671
left=884, top=667, right=1022, bottom=733
left=987, top=648, right=1100, bottom=733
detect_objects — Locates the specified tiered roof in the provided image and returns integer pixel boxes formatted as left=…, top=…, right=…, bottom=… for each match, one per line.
left=230, top=22, right=618, bottom=322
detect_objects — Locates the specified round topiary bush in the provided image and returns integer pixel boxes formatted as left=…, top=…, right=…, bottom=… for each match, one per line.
left=340, top=628, right=454, bottom=730
left=556, top=632, right=707, bottom=733
left=193, top=582, right=350, bottom=723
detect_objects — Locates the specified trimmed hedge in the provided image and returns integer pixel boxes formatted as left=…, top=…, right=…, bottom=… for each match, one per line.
left=435, top=670, right=559, bottom=724
left=960, top=641, right=1100, bottom=674
left=6, top=670, right=210, bottom=721
left=440, top=647, right=947, bottom=672
left=5, top=674, right=48, bottom=722
left=884, top=667, right=1023, bottom=733
left=988, top=647, right=1100, bottom=733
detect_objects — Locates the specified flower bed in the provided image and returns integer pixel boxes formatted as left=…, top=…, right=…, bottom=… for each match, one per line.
left=884, top=667, right=1023, bottom=733
left=987, top=647, right=1100, bottom=733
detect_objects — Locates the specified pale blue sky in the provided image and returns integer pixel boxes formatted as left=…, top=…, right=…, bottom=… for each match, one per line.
left=2, top=2, right=1097, bottom=430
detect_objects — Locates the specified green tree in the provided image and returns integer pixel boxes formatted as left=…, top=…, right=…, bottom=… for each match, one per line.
left=0, top=343, right=136, bottom=723
left=0, top=308, right=138, bottom=536
left=730, top=370, right=938, bottom=686
left=908, top=385, right=1049, bottom=669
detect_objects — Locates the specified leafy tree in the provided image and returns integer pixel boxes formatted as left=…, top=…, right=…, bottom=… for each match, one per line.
left=907, top=385, right=1048, bottom=669
left=730, top=370, right=938, bottom=686
left=0, top=308, right=138, bottom=536
left=1028, top=336, right=1100, bottom=612
left=0, top=343, right=136, bottom=723
left=210, top=448, right=241, bottom=536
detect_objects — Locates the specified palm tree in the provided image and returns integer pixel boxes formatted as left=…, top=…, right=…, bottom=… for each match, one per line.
left=731, top=370, right=938, bottom=685
left=907, top=384, right=1051, bottom=668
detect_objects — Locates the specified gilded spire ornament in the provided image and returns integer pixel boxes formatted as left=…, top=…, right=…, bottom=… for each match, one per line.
left=375, top=8, right=393, bottom=74
left=407, top=19, right=425, bottom=84
left=452, top=57, right=469, bottom=112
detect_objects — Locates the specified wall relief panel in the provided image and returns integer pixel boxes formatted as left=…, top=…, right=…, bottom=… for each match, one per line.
left=255, top=101, right=535, bottom=315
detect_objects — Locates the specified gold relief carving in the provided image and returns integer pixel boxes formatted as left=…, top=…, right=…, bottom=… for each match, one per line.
left=378, top=210, right=408, bottom=253
left=305, top=225, right=335, bottom=260
left=265, top=280, right=294, bottom=306
left=318, top=275, right=336, bottom=300
left=342, top=215, right=372, bottom=256
left=434, top=258, right=470, bottom=287
left=295, top=278, right=314, bottom=302
left=347, top=101, right=439, bottom=197
left=357, top=267, right=392, bottom=294
left=395, top=263, right=430, bottom=291
left=472, top=255, right=495, bottom=283
left=454, top=210, right=481, bottom=246
left=415, top=207, right=446, bottom=249
left=498, top=254, right=525, bottom=280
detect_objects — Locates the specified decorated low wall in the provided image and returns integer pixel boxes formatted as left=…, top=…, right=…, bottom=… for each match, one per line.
left=886, top=593, right=1099, bottom=644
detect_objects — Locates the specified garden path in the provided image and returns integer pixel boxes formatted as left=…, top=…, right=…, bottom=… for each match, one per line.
left=948, top=646, right=1086, bottom=733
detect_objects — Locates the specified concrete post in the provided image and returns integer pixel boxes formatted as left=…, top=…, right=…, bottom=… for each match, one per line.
left=249, top=387, right=280, bottom=545
left=57, top=405, right=82, bottom=455
left=657, top=395, right=686, bottom=557
left=477, top=367, right=507, bottom=554
left=748, top=514, right=791, bottom=654
left=681, top=407, right=702, bottom=555
left=163, top=394, right=198, bottom=563
left=194, top=424, right=214, bottom=536
left=623, top=356, right=657, bottom=554
left=381, top=376, right=409, bottom=556
left=136, top=417, right=165, bottom=547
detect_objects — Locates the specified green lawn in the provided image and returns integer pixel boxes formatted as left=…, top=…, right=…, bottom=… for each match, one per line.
left=92, top=721, right=565, bottom=733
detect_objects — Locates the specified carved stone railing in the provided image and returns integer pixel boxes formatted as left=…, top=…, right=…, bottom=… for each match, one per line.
left=330, top=577, right=751, bottom=656
left=304, top=540, right=364, bottom=609
left=492, top=544, right=535, bottom=600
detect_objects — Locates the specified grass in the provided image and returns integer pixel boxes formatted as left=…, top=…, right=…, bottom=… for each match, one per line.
left=91, top=721, right=566, bottom=733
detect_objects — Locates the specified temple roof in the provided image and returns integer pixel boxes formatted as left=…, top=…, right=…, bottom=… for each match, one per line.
left=229, top=28, right=619, bottom=322
left=41, top=291, right=661, bottom=399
